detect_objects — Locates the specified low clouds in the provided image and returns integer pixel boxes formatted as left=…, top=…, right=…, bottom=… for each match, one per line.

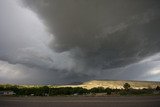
left=98, top=52, right=160, bottom=81
left=0, top=0, right=160, bottom=84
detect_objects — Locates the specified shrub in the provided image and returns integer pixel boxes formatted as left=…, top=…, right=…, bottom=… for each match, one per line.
left=123, top=83, right=131, bottom=90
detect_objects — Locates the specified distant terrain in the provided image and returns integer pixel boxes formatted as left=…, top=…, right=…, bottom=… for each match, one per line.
left=59, top=80, right=160, bottom=89
left=1, top=80, right=160, bottom=89
left=1, top=80, right=160, bottom=96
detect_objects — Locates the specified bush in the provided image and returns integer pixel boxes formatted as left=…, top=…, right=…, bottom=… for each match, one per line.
left=156, top=86, right=160, bottom=90
left=90, top=87, right=105, bottom=93
left=105, top=88, right=112, bottom=95
left=123, top=83, right=131, bottom=90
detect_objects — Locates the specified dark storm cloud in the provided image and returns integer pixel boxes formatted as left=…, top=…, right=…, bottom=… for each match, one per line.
left=22, top=0, right=160, bottom=69
left=0, top=0, right=78, bottom=84
left=1, top=0, right=160, bottom=84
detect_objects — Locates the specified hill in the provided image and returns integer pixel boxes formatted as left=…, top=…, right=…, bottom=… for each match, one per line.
left=78, top=80, right=160, bottom=89
left=1, top=80, right=160, bottom=90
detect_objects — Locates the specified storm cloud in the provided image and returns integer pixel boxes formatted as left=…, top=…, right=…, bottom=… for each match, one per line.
left=0, top=0, right=160, bottom=84
left=22, top=0, right=160, bottom=69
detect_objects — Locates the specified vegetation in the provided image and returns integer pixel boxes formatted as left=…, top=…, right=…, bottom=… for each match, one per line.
left=123, top=83, right=131, bottom=90
left=156, top=86, right=160, bottom=90
left=0, top=83, right=160, bottom=96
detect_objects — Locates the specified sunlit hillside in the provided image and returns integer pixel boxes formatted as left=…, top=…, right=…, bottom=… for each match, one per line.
left=78, top=80, right=160, bottom=89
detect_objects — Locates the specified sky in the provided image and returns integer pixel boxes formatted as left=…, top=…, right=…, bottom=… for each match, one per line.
left=0, top=0, right=160, bottom=84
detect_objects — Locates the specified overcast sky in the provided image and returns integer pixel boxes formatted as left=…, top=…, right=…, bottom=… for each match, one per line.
left=0, top=0, right=160, bottom=84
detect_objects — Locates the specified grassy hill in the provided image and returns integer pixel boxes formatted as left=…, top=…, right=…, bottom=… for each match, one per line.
left=42, top=80, right=160, bottom=89
left=77, top=80, right=160, bottom=89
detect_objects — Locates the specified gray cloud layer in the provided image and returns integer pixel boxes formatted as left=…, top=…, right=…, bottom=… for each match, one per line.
left=22, top=0, right=160, bottom=69
left=0, top=0, right=160, bottom=84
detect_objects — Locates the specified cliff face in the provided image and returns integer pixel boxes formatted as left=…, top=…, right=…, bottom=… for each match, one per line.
left=80, top=80, right=160, bottom=89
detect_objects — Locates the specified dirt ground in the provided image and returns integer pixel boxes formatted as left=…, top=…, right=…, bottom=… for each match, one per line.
left=0, top=96, right=160, bottom=107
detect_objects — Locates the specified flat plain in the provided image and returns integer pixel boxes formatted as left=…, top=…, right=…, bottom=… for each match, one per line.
left=0, top=96, right=160, bottom=107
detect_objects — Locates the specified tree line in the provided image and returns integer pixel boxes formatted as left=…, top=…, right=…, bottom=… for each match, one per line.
left=0, top=83, right=160, bottom=96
